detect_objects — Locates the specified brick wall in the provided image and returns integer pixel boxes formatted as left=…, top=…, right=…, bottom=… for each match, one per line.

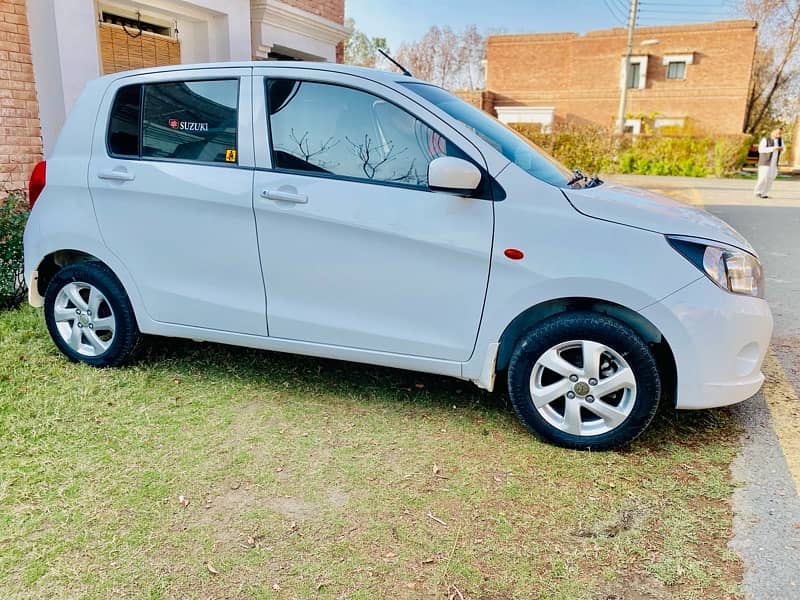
left=486, top=20, right=757, bottom=134
left=454, top=90, right=497, bottom=116
left=0, top=0, right=41, bottom=193
left=280, top=0, right=344, bottom=24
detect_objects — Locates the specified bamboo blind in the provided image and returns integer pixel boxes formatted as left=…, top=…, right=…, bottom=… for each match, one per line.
left=98, top=22, right=181, bottom=75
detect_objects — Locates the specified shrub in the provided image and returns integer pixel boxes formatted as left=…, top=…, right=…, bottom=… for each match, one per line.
left=511, top=122, right=620, bottom=175
left=0, top=191, right=29, bottom=310
left=510, top=123, right=751, bottom=178
left=713, top=135, right=752, bottom=177
left=618, top=136, right=712, bottom=177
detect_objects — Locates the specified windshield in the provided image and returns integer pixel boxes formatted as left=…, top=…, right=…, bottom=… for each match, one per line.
left=402, top=82, right=577, bottom=188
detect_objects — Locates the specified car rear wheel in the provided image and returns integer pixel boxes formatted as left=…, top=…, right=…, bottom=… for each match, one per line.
left=44, top=262, right=140, bottom=367
left=507, top=311, right=661, bottom=450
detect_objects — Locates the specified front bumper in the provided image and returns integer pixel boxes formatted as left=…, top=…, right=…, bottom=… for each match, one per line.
left=641, top=277, right=773, bottom=409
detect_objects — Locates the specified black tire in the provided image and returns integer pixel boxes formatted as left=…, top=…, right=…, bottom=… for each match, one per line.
left=44, top=262, right=140, bottom=368
left=507, top=311, right=660, bottom=450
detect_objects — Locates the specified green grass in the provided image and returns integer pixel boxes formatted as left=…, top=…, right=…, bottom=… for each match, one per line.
left=0, top=306, right=744, bottom=598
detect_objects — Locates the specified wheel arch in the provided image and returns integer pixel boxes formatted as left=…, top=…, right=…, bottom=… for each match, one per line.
left=31, top=251, right=140, bottom=329
left=495, top=297, right=677, bottom=404
left=32, top=250, right=102, bottom=303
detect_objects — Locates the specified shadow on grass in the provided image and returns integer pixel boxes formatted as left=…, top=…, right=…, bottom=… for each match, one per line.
left=131, top=335, right=741, bottom=454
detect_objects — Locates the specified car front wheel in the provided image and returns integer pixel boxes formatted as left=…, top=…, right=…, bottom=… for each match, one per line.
left=507, top=311, right=661, bottom=450
left=44, top=262, right=140, bottom=367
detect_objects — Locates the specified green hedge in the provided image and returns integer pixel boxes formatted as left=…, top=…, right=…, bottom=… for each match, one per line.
left=0, top=191, right=29, bottom=309
left=510, top=123, right=752, bottom=178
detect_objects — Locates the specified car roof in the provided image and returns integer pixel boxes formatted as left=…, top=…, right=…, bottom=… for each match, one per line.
left=99, top=61, right=431, bottom=87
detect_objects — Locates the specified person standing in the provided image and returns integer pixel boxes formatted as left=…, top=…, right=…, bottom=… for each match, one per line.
left=754, top=127, right=783, bottom=198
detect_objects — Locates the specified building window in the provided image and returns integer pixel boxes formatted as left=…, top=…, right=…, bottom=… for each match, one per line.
left=666, top=61, right=686, bottom=80
left=494, top=106, right=556, bottom=132
left=626, top=62, right=641, bottom=89
left=622, top=56, right=648, bottom=90
left=662, top=53, right=694, bottom=81
left=624, top=118, right=642, bottom=135
left=654, top=117, right=686, bottom=131
left=99, top=11, right=173, bottom=37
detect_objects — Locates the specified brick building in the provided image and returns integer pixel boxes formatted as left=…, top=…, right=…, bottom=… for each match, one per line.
left=0, top=0, right=41, bottom=192
left=482, top=20, right=758, bottom=135
left=0, top=0, right=346, bottom=193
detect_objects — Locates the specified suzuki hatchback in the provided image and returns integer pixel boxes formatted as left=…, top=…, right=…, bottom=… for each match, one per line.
left=24, top=62, right=773, bottom=450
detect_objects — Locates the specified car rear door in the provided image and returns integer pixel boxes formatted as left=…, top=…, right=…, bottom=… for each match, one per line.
left=88, top=68, right=267, bottom=336
left=251, top=67, right=494, bottom=361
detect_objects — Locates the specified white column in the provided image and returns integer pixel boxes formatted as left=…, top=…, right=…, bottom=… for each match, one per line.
left=26, top=0, right=101, bottom=155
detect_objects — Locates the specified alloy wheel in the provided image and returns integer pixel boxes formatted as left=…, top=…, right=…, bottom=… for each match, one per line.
left=53, top=281, right=116, bottom=357
left=529, top=339, right=637, bottom=436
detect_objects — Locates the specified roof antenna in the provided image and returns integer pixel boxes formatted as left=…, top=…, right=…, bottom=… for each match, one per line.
left=377, top=48, right=413, bottom=77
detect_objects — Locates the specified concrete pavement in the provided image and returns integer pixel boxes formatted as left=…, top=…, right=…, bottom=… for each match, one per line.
left=608, top=174, right=800, bottom=599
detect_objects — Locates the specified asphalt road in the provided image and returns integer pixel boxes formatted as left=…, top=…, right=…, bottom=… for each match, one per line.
left=611, top=174, right=800, bottom=600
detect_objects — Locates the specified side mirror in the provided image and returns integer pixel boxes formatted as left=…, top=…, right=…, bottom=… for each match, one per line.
left=428, top=156, right=482, bottom=196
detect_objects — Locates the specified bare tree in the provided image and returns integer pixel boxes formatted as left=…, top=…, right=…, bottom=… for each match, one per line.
left=740, top=0, right=800, bottom=133
left=288, top=129, right=339, bottom=169
left=394, top=25, right=486, bottom=90
left=345, top=133, right=408, bottom=180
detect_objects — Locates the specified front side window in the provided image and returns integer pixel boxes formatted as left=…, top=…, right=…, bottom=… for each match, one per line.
left=666, top=61, right=686, bottom=80
left=266, top=79, right=465, bottom=187
left=107, top=79, right=239, bottom=164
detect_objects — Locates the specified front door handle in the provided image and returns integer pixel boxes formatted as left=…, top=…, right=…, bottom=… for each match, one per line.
left=261, top=188, right=308, bottom=204
left=98, top=169, right=135, bottom=182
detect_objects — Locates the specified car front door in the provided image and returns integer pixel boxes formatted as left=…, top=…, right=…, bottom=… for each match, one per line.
left=251, top=68, right=494, bottom=361
left=88, top=69, right=267, bottom=335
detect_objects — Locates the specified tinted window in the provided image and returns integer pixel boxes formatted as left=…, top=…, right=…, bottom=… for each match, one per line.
left=266, top=79, right=465, bottom=187
left=142, top=80, right=239, bottom=164
left=402, top=82, right=575, bottom=188
left=108, top=84, right=141, bottom=157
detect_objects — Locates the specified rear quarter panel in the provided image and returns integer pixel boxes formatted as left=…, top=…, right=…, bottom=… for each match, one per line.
left=23, top=77, right=147, bottom=318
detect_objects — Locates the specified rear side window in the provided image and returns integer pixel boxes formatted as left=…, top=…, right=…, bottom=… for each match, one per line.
left=108, top=84, right=141, bottom=157
left=106, top=79, right=239, bottom=165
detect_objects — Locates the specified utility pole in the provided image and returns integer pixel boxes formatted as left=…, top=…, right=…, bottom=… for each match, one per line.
left=615, top=0, right=639, bottom=134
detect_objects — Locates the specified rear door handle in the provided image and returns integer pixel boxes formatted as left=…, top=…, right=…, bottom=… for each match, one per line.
left=98, top=169, right=135, bottom=182
left=261, top=188, right=308, bottom=204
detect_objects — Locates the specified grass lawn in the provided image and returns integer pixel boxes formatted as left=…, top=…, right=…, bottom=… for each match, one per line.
left=1, top=306, right=744, bottom=599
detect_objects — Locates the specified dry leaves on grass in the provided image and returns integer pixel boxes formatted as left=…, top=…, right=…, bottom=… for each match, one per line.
left=426, top=512, right=447, bottom=526
left=448, top=584, right=465, bottom=600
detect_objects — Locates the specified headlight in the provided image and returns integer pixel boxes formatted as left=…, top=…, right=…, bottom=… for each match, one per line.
left=667, top=236, right=764, bottom=298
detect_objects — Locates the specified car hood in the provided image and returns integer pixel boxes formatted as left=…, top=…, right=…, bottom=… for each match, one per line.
left=566, top=183, right=755, bottom=254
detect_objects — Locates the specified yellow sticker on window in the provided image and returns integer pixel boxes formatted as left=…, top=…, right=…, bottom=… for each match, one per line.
left=225, top=149, right=237, bottom=163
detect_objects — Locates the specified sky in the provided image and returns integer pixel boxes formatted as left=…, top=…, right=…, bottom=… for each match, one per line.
left=345, top=0, right=740, bottom=50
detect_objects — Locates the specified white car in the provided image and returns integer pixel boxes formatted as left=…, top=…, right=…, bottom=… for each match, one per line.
left=23, top=62, right=773, bottom=450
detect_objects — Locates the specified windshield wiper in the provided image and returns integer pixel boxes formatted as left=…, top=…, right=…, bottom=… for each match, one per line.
left=567, top=169, right=588, bottom=187
left=567, top=169, right=603, bottom=188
